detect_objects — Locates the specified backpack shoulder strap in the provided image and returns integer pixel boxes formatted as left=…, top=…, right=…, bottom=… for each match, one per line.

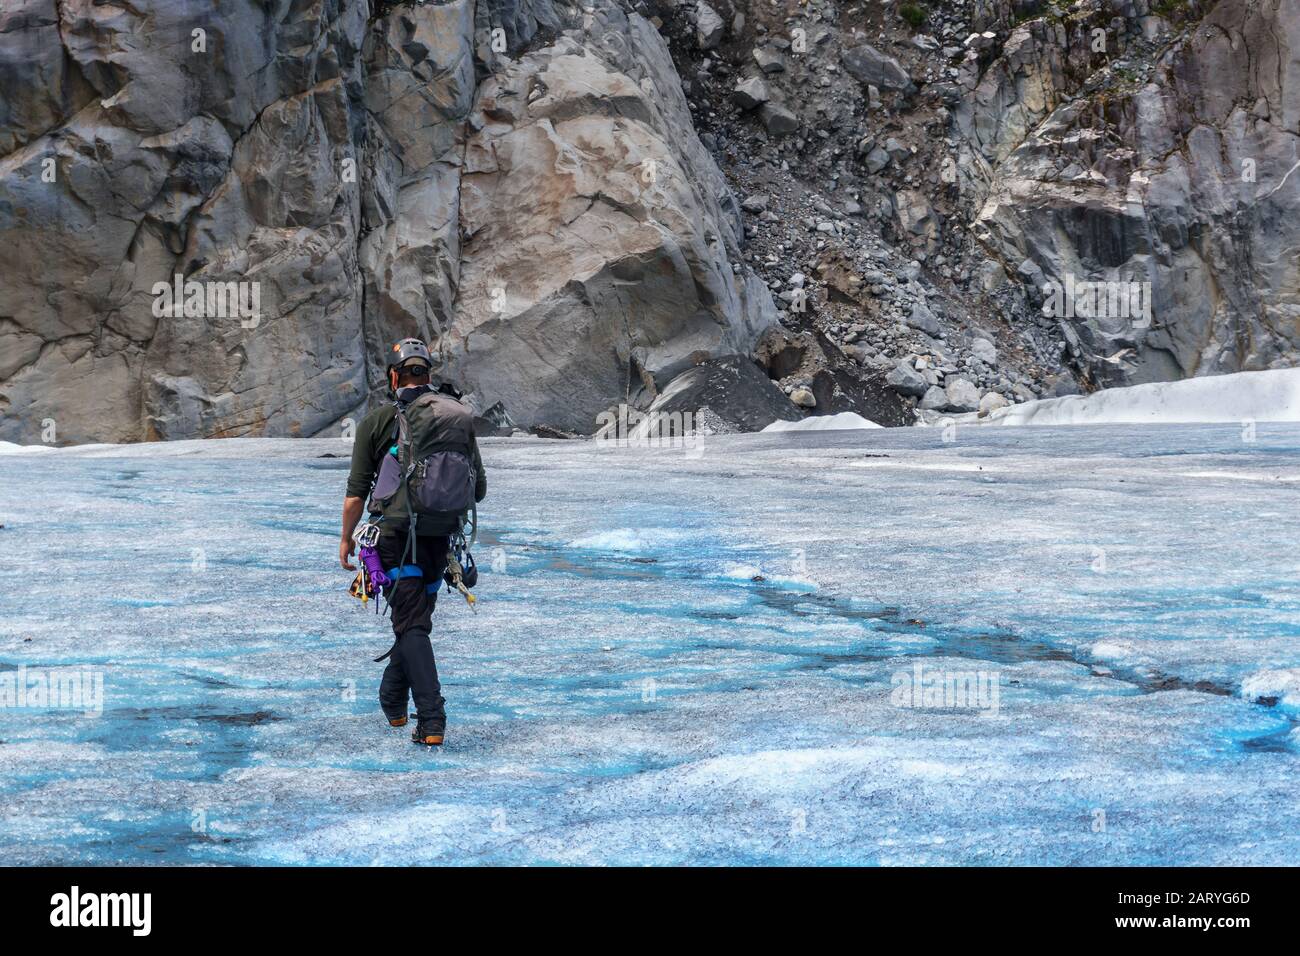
left=393, top=403, right=412, bottom=466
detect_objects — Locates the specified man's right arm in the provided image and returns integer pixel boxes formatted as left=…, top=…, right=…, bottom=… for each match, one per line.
left=341, top=412, right=380, bottom=569
left=339, top=496, right=364, bottom=570
left=346, top=411, right=381, bottom=500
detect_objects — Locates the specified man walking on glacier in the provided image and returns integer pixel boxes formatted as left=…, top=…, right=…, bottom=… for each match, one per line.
left=339, top=338, right=487, bottom=747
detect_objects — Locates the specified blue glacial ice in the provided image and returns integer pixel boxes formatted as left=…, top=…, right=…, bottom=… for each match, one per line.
left=0, top=422, right=1298, bottom=865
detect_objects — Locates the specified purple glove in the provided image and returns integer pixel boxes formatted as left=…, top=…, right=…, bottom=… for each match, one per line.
left=358, top=546, right=390, bottom=593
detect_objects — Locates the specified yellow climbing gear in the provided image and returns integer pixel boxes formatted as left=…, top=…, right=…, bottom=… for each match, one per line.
left=445, top=550, right=477, bottom=612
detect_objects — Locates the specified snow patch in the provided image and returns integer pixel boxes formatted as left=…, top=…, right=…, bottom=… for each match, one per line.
left=956, top=368, right=1300, bottom=427
left=762, top=411, right=883, bottom=432
left=0, top=441, right=53, bottom=454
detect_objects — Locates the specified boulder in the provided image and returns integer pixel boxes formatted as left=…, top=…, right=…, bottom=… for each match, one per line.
left=865, top=146, right=892, bottom=174
left=789, top=386, right=817, bottom=408
left=919, top=385, right=949, bottom=410
left=732, top=76, right=769, bottom=110
left=970, top=337, right=998, bottom=366
left=895, top=190, right=938, bottom=247
left=695, top=2, right=725, bottom=50
left=1046, top=373, right=1081, bottom=398
left=885, top=361, right=928, bottom=398
left=885, top=137, right=911, bottom=162
left=943, top=377, right=981, bottom=413
left=841, top=43, right=915, bottom=93
left=760, top=101, right=800, bottom=136
left=753, top=48, right=786, bottom=74
left=905, top=302, right=942, bottom=337
left=978, top=392, right=1009, bottom=417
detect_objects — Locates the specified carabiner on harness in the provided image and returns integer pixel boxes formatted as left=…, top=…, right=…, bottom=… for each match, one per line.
left=348, top=521, right=390, bottom=607
left=352, top=521, right=382, bottom=550
left=443, top=529, right=478, bottom=612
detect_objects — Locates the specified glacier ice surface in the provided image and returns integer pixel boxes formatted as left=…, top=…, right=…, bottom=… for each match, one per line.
left=1, top=423, right=1298, bottom=864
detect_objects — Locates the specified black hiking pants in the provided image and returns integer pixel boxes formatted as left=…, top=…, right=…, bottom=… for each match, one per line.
left=376, top=533, right=450, bottom=728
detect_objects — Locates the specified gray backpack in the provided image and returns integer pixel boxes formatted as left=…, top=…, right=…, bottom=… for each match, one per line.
left=368, top=391, right=476, bottom=535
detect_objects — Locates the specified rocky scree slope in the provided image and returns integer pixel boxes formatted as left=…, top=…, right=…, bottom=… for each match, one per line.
left=652, top=0, right=1299, bottom=420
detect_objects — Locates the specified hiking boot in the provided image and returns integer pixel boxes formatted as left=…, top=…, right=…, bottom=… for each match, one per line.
left=411, top=721, right=445, bottom=746
left=387, top=715, right=409, bottom=728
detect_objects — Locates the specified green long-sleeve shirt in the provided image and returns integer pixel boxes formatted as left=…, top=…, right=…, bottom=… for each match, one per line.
left=345, top=401, right=487, bottom=505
